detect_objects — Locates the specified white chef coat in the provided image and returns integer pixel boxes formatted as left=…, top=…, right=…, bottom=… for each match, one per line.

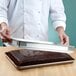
left=0, top=0, right=66, bottom=41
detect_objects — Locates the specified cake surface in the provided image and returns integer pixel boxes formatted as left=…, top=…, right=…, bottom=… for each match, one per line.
left=5, top=49, right=74, bottom=66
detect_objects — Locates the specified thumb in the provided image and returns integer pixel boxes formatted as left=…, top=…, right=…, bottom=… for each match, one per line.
left=59, top=35, right=64, bottom=45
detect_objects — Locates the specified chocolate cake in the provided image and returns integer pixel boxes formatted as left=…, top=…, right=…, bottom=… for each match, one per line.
left=5, top=49, right=74, bottom=67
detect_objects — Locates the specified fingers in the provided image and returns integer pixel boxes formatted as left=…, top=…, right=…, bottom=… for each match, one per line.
left=0, top=23, right=12, bottom=43
left=56, top=26, right=69, bottom=45
left=63, top=35, right=69, bottom=45
left=1, top=35, right=12, bottom=43
left=59, top=33, right=69, bottom=46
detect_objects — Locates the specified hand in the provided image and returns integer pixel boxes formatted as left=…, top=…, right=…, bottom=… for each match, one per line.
left=0, top=22, right=12, bottom=43
left=56, top=27, right=69, bottom=45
